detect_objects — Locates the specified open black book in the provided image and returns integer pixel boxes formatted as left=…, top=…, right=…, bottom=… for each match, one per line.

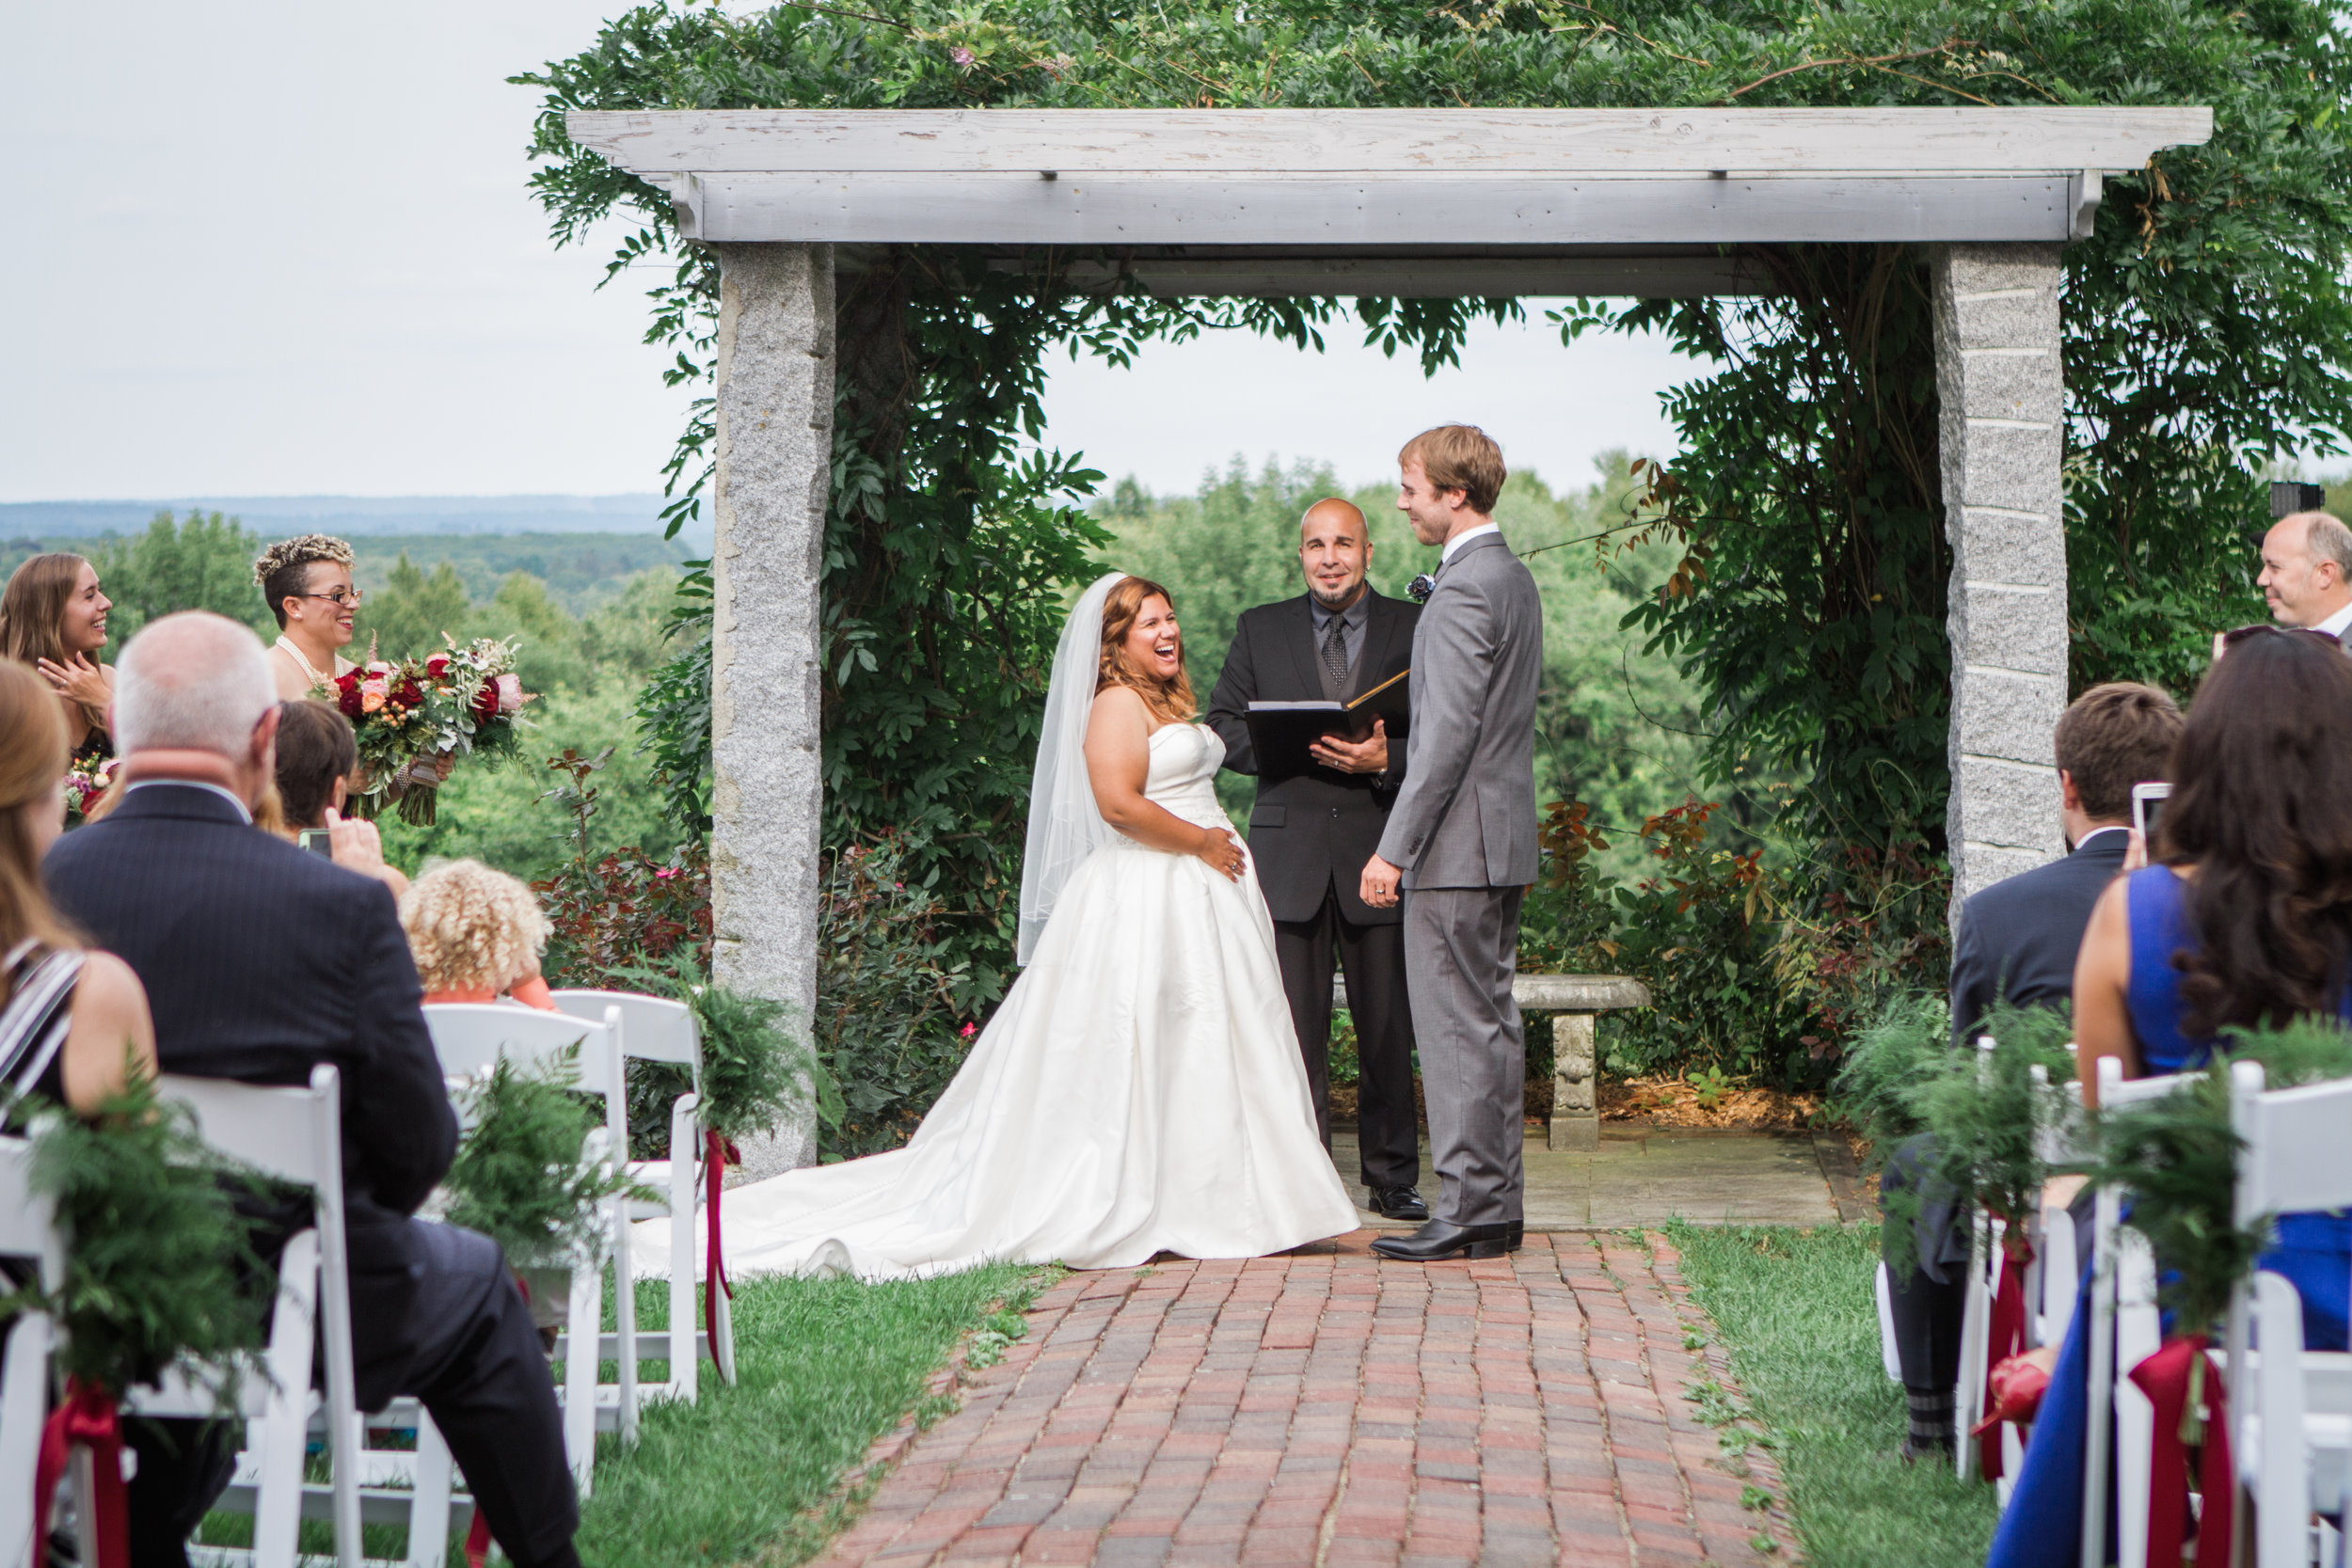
left=1244, top=667, right=1409, bottom=778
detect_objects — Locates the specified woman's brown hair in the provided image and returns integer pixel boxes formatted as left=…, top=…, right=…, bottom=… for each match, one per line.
left=1095, top=577, right=1196, bottom=726
left=0, top=659, right=76, bottom=963
left=0, top=554, right=104, bottom=737
left=2163, top=629, right=2352, bottom=1037
left=274, top=699, right=358, bottom=829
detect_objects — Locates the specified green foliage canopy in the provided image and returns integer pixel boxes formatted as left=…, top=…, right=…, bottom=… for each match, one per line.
left=520, top=0, right=2352, bottom=1065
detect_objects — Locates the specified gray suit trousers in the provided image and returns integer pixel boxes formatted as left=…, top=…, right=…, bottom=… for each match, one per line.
left=1405, top=884, right=1526, bottom=1225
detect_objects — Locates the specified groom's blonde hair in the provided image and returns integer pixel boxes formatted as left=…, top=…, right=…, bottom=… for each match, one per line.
left=1096, top=576, right=1197, bottom=726
left=1399, top=424, right=1507, bottom=514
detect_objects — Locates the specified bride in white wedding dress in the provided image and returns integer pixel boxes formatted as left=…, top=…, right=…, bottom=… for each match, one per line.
left=636, top=571, right=1359, bottom=1279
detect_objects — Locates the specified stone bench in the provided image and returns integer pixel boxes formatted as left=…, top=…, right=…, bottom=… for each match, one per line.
left=1330, top=973, right=1652, bottom=1152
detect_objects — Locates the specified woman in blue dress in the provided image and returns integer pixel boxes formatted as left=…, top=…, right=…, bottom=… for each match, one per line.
left=1988, top=626, right=2352, bottom=1567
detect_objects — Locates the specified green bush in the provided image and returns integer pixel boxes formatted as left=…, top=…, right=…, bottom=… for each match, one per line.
left=815, top=835, right=982, bottom=1158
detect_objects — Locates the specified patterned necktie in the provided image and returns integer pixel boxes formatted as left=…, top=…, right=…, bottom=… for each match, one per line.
left=1320, top=614, right=1351, bottom=692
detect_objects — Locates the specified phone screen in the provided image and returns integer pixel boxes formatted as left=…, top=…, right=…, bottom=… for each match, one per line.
left=297, top=828, right=334, bottom=860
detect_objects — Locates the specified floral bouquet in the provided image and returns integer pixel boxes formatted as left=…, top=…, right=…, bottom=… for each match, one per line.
left=332, top=635, right=532, bottom=825
left=62, top=750, right=119, bottom=825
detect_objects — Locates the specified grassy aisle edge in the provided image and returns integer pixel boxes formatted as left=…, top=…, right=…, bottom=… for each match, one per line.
left=573, top=1262, right=1061, bottom=1568
left=1662, top=1220, right=1999, bottom=1568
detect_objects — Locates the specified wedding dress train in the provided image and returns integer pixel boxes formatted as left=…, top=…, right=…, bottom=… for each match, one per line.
left=634, top=721, right=1359, bottom=1280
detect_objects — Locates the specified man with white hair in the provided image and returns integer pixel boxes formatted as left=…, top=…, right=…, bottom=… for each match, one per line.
left=44, top=612, right=580, bottom=1568
left=2256, top=508, right=2352, bottom=637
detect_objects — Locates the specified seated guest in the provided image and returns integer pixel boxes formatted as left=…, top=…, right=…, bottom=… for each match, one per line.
left=42, top=612, right=580, bottom=1568
left=2249, top=507, right=2352, bottom=639
left=1987, top=628, right=2352, bottom=1567
left=1883, top=682, right=2180, bottom=1461
left=272, top=698, right=408, bottom=897
left=400, top=859, right=556, bottom=1009
left=254, top=532, right=360, bottom=701
left=0, top=658, right=155, bottom=1111
left=0, top=552, right=115, bottom=763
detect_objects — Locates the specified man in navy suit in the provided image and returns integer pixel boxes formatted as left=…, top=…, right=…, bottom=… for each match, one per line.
left=44, top=613, right=579, bottom=1568
left=1885, top=681, right=2181, bottom=1460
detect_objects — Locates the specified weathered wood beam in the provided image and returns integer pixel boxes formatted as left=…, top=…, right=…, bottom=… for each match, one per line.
left=669, top=171, right=2093, bottom=247
left=972, top=253, right=1770, bottom=298
left=568, top=106, right=2211, bottom=176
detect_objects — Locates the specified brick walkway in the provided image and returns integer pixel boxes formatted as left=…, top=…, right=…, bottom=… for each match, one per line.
left=812, top=1231, right=1800, bottom=1566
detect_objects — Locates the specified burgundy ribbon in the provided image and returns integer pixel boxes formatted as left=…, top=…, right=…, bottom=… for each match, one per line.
left=2128, top=1334, right=2234, bottom=1568
left=1976, top=1227, right=2037, bottom=1481
left=705, top=1129, right=738, bottom=1356
left=464, top=1511, right=492, bottom=1568
left=36, top=1378, right=128, bottom=1568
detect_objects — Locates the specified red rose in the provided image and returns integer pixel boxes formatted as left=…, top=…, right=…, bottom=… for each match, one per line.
left=424, top=653, right=451, bottom=678
left=334, top=673, right=364, bottom=719
left=395, top=678, right=423, bottom=707
left=473, top=684, right=499, bottom=724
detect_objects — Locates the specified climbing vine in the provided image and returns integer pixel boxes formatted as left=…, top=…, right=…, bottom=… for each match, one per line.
left=519, top=0, right=2352, bottom=1067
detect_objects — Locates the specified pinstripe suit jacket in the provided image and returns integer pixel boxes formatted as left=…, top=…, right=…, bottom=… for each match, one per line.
left=45, top=784, right=457, bottom=1408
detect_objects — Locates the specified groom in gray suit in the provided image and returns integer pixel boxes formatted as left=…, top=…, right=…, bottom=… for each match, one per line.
left=1359, top=425, right=1543, bottom=1262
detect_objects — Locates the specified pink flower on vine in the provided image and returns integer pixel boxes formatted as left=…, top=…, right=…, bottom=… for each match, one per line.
left=949, top=44, right=974, bottom=66
left=960, top=1022, right=977, bottom=1039
left=655, top=867, right=676, bottom=880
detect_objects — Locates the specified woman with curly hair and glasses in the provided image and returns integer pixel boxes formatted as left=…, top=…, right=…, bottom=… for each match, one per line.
left=399, top=859, right=555, bottom=1010
left=256, top=533, right=361, bottom=701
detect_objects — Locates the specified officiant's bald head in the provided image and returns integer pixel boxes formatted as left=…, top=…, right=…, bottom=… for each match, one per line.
left=1300, top=498, right=1372, bottom=610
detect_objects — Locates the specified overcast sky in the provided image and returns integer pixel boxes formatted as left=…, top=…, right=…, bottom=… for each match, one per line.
left=2, top=1, right=1702, bottom=506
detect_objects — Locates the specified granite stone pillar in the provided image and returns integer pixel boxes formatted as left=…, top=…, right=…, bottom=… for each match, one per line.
left=1932, top=243, right=2069, bottom=924
left=707, top=242, right=834, bottom=1178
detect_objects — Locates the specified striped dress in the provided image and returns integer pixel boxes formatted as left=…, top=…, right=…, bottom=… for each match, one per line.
left=0, top=938, right=85, bottom=1107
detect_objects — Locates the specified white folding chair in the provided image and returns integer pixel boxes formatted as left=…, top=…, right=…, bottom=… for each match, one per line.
left=0, top=1135, right=63, bottom=1568
left=2080, top=1057, right=2203, bottom=1568
left=548, top=989, right=736, bottom=1397
left=2224, top=1059, right=2352, bottom=1568
left=422, top=1004, right=637, bottom=1487
left=123, top=1067, right=364, bottom=1568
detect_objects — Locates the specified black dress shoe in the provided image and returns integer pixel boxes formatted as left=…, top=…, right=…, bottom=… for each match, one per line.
left=1370, top=1218, right=1516, bottom=1261
left=1506, top=1220, right=1524, bottom=1252
left=1367, top=1184, right=1430, bottom=1222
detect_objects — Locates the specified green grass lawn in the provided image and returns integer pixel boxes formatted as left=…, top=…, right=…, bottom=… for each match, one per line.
left=199, top=1261, right=1051, bottom=1566
left=575, top=1263, right=1051, bottom=1567
left=1665, top=1220, right=1999, bottom=1568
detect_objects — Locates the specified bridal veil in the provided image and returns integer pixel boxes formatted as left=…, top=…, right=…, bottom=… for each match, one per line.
left=1016, top=569, right=1127, bottom=965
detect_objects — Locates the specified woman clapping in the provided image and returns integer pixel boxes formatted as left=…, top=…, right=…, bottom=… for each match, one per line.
left=0, top=553, right=115, bottom=763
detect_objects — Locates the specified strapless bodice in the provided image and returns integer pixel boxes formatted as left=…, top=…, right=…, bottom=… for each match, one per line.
left=1120, top=722, right=1229, bottom=839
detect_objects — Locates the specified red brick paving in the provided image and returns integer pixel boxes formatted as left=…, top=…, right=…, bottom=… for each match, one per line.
left=812, top=1231, right=1799, bottom=1566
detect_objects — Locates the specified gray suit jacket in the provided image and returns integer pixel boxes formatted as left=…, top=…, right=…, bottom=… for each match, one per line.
left=1375, top=531, right=1543, bottom=889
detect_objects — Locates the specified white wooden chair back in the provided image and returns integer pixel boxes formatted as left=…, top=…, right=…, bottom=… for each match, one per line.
left=0, top=1136, right=60, bottom=1568
left=549, top=990, right=699, bottom=1077
left=547, top=990, right=735, bottom=1400
left=2217, top=1059, right=2352, bottom=1568
left=122, top=1067, right=361, bottom=1568
left=421, top=1003, right=642, bottom=1458
left=2081, top=1056, right=2204, bottom=1568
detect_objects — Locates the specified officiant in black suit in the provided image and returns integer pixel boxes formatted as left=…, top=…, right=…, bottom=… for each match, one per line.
left=1205, top=499, right=1427, bottom=1222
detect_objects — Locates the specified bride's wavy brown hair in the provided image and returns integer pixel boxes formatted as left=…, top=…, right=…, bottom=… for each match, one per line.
left=1095, top=576, right=1196, bottom=725
left=2163, top=629, right=2352, bottom=1037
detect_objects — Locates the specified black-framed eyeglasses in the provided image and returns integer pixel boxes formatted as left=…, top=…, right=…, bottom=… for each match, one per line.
left=296, top=588, right=364, bottom=608
left=2221, top=623, right=2340, bottom=648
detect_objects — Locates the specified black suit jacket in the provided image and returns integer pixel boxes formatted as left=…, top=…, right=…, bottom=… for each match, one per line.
left=45, top=784, right=458, bottom=1409
left=1204, top=590, right=1418, bottom=925
left=1947, top=826, right=2131, bottom=1048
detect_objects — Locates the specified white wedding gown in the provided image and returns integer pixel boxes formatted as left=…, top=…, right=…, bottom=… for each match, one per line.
left=636, top=721, right=1359, bottom=1280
